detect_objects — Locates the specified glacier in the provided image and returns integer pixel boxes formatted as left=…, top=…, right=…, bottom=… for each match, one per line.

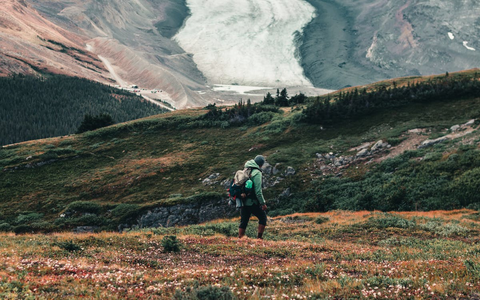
left=174, top=0, right=315, bottom=87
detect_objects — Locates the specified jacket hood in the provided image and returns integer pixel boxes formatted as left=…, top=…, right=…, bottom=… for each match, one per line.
left=245, top=159, right=261, bottom=170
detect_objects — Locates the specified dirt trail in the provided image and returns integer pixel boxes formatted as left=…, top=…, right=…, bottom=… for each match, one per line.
left=141, top=95, right=174, bottom=111
left=97, top=54, right=127, bottom=87
left=377, top=130, right=425, bottom=163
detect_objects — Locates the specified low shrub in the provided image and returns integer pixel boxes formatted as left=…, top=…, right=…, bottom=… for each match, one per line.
left=364, top=215, right=414, bottom=229
left=419, top=220, right=469, bottom=237
left=173, top=285, right=235, bottom=300
left=162, top=235, right=181, bottom=253
left=0, top=222, right=12, bottom=232
left=15, top=213, right=43, bottom=225
left=55, top=214, right=106, bottom=227
left=55, top=240, right=82, bottom=252
left=315, top=216, right=330, bottom=224
left=14, top=225, right=33, bottom=235
left=186, top=222, right=238, bottom=237
left=110, top=203, right=142, bottom=222
left=66, top=201, right=102, bottom=214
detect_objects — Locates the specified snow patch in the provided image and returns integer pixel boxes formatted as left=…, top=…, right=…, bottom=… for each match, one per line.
left=463, top=41, right=476, bottom=51
left=448, top=32, right=454, bottom=40
left=174, top=0, right=315, bottom=87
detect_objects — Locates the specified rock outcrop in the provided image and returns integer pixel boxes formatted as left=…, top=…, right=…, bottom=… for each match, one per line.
left=138, top=197, right=237, bottom=228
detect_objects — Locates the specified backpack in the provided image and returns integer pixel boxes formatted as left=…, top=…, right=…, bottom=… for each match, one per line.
left=228, top=168, right=254, bottom=208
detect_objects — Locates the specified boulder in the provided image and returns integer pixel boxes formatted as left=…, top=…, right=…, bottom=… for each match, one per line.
left=418, top=137, right=449, bottom=149
left=273, top=164, right=281, bottom=175
left=464, top=119, right=476, bottom=126
left=371, top=140, right=388, bottom=152
left=279, top=188, right=291, bottom=198
left=356, top=149, right=369, bottom=158
left=202, top=173, right=220, bottom=185
left=138, top=197, right=237, bottom=228
left=333, top=158, right=343, bottom=167
left=285, top=166, right=296, bottom=176
left=450, top=125, right=460, bottom=132
left=315, top=153, right=323, bottom=159
left=262, top=162, right=273, bottom=175
left=220, top=179, right=231, bottom=190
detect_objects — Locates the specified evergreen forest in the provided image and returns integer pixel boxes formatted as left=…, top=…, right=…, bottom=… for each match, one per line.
left=0, top=75, right=168, bottom=145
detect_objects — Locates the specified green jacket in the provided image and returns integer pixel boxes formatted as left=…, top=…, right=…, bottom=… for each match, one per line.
left=243, top=160, right=266, bottom=206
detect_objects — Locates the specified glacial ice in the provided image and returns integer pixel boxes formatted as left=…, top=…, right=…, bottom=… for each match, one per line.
left=174, top=0, right=315, bottom=87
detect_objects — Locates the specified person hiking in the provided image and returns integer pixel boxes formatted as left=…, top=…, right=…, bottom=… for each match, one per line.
left=238, top=155, right=268, bottom=239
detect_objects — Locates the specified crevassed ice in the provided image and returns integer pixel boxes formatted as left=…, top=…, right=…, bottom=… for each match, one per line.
left=174, top=0, right=315, bottom=87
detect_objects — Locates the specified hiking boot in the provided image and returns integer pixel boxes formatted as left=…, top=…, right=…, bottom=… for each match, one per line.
left=238, top=228, right=246, bottom=238
left=257, top=224, right=265, bottom=239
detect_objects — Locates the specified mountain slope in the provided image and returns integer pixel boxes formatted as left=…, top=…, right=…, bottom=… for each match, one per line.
left=0, top=0, right=109, bottom=80
left=0, top=75, right=169, bottom=146
left=301, top=0, right=480, bottom=89
left=1, top=70, right=480, bottom=233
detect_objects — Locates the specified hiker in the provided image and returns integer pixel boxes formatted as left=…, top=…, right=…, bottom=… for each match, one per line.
left=238, top=155, right=268, bottom=239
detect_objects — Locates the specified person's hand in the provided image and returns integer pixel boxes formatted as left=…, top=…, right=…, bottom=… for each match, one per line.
left=261, top=204, right=267, bottom=211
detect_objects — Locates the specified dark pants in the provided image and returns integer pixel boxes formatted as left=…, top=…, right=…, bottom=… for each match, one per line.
left=239, top=205, right=267, bottom=229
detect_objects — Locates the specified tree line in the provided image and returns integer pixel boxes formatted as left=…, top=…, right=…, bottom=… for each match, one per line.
left=203, top=99, right=279, bottom=125
left=302, top=74, right=480, bottom=124
left=0, top=74, right=168, bottom=145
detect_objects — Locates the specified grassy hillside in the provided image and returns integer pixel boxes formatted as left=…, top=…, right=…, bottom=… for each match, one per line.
left=1, top=210, right=480, bottom=298
left=1, top=70, right=480, bottom=233
left=0, top=74, right=168, bottom=145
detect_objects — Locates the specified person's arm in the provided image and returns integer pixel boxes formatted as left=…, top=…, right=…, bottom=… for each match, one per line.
left=252, top=172, right=266, bottom=205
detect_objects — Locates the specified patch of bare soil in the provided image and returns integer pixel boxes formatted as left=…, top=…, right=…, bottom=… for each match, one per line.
left=376, top=129, right=426, bottom=163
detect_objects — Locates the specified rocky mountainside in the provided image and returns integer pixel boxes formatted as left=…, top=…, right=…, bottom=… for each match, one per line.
left=0, top=0, right=109, bottom=81
left=302, top=0, right=480, bottom=88
left=1, top=0, right=479, bottom=105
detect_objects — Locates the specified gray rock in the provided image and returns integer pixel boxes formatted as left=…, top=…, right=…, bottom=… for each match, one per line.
left=273, top=164, right=281, bottom=175
left=315, top=153, right=323, bottom=159
left=208, top=173, right=220, bottom=179
left=272, top=177, right=284, bottom=187
left=220, top=179, right=231, bottom=190
left=285, top=166, right=296, bottom=176
left=262, top=162, right=273, bottom=175
left=450, top=125, right=460, bottom=132
left=118, top=223, right=130, bottom=232
left=333, top=158, right=343, bottom=167
left=464, top=119, right=475, bottom=126
left=418, top=136, right=449, bottom=149
left=279, top=188, right=291, bottom=198
left=137, top=197, right=237, bottom=228
left=73, top=226, right=97, bottom=233
left=371, top=140, right=388, bottom=152
left=325, top=153, right=336, bottom=160
left=356, top=149, right=370, bottom=158
left=202, top=173, right=220, bottom=185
